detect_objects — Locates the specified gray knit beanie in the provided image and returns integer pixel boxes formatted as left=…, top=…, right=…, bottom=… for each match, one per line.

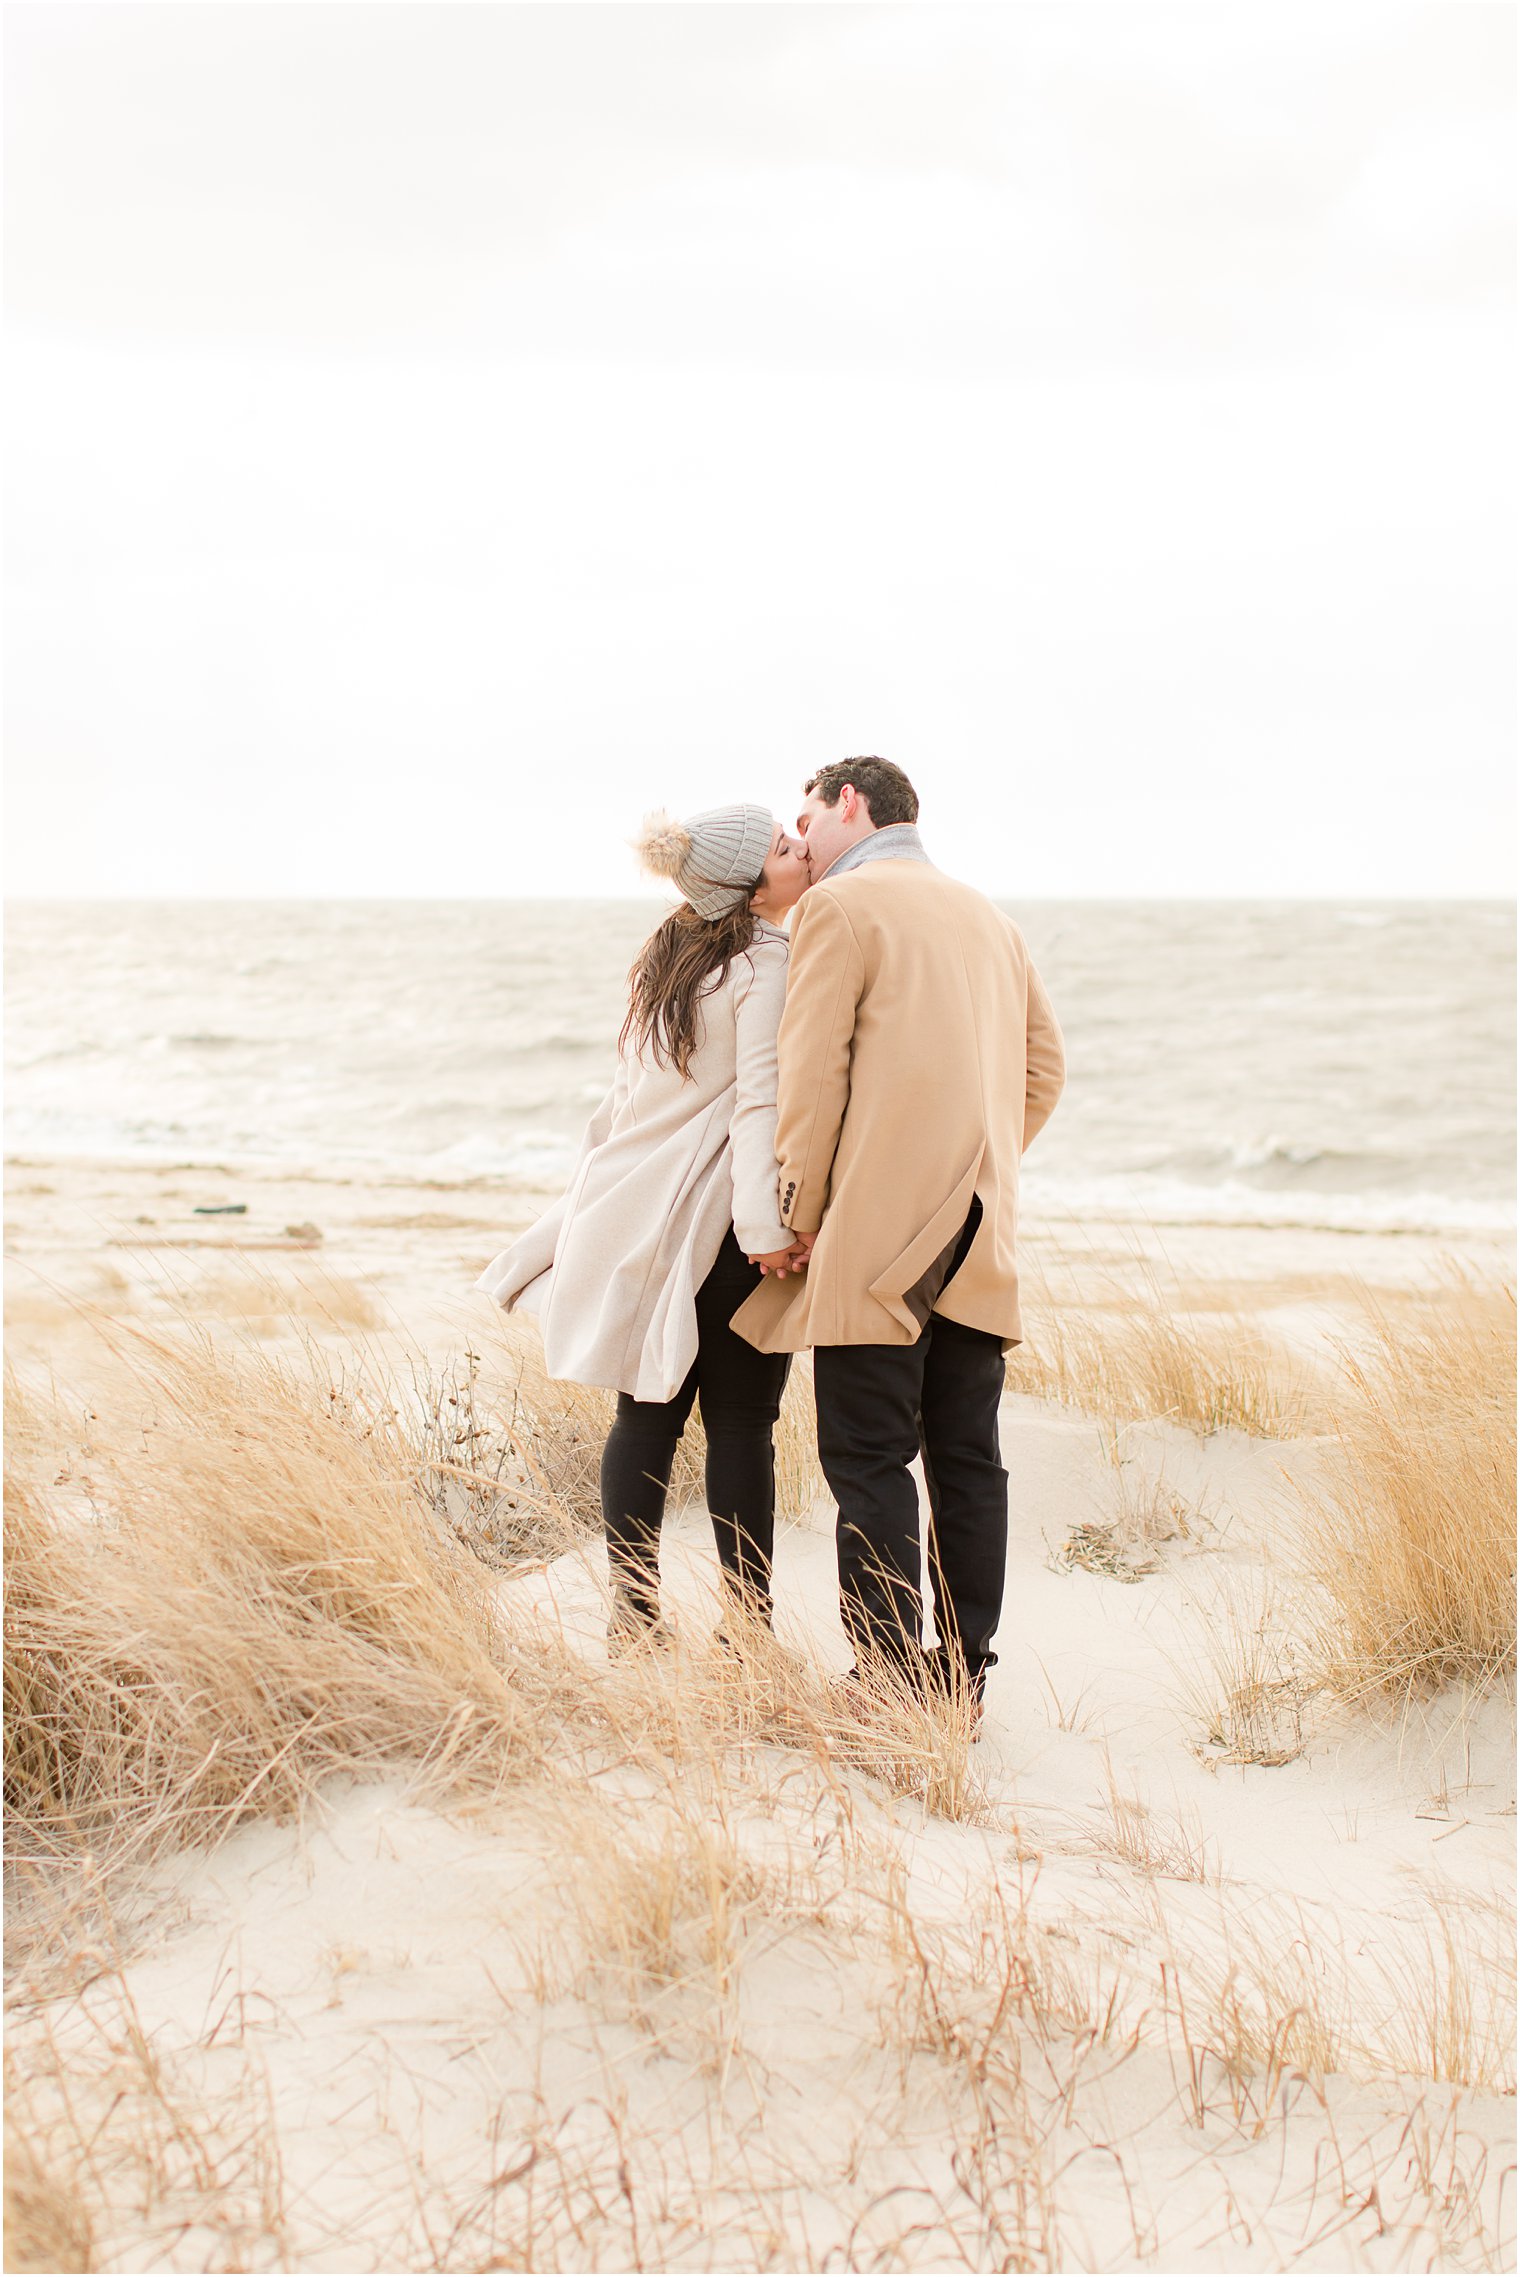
left=633, top=805, right=775, bottom=920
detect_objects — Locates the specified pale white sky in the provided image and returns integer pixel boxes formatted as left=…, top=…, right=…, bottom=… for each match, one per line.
left=5, top=1, right=1515, bottom=898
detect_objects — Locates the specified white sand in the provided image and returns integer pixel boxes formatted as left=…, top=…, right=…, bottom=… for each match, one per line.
left=5, top=1151, right=1515, bottom=2271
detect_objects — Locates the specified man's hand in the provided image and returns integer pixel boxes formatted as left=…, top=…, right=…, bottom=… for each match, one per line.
left=749, top=1236, right=814, bottom=1277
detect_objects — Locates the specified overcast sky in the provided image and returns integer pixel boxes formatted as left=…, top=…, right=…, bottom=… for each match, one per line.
left=5, top=1, right=1515, bottom=899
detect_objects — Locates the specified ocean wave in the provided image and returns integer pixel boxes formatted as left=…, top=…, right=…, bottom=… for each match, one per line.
left=1139, top=1135, right=1460, bottom=1194
left=1225, top=1136, right=1331, bottom=1173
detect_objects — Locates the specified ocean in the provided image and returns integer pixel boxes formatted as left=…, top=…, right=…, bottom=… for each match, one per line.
left=5, top=898, right=1514, bottom=1238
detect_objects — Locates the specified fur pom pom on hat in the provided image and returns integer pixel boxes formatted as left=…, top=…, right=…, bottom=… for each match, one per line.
left=633, top=804, right=774, bottom=920
left=635, top=813, right=695, bottom=882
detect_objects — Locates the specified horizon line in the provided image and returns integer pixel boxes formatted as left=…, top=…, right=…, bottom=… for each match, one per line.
left=4, top=888, right=1516, bottom=908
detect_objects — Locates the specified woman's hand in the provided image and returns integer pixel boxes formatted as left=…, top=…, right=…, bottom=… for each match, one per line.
left=749, top=1239, right=812, bottom=1277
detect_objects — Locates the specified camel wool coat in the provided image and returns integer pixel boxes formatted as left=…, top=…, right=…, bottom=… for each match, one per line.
left=475, top=920, right=793, bottom=1403
left=731, top=860, right=1065, bottom=1354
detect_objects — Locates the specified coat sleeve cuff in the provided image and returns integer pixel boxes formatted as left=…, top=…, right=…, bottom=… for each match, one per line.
left=734, top=1214, right=793, bottom=1256
left=779, top=1170, right=822, bottom=1233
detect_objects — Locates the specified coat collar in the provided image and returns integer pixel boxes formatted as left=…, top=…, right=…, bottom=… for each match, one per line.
left=814, top=822, right=933, bottom=884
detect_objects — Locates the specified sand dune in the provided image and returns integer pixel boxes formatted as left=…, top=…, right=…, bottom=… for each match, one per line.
left=4, top=1154, right=1514, bottom=2273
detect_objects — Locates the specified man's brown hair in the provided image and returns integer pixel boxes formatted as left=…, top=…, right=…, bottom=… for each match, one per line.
left=802, top=756, right=919, bottom=827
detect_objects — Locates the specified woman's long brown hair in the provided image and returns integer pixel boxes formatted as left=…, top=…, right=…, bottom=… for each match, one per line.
left=619, top=894, right=763, bottom=1080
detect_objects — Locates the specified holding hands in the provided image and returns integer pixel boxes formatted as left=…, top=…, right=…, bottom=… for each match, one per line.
left=749, top=1231, right=815, bottom=1278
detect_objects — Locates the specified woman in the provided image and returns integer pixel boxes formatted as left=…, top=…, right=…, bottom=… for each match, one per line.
left=476, top=803, right=811, bottom=1650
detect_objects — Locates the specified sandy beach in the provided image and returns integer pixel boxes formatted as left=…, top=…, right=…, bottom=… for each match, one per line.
left=5, top=1148, right=1514, bottom=2272
left=6, top=1144, right=1513, bottom=1363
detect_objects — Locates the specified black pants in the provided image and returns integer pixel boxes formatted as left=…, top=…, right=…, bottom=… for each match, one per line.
left=812, top=1212, right=1008, bottom=1688
left=601, top=1229, right=791, bottom=1626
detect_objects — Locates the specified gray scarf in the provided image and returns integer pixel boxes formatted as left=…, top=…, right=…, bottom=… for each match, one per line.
left=814, top=822, right=933, bottom=883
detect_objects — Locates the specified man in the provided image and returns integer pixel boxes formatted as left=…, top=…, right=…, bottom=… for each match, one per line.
left=733, top=757, right=1065, bottom=1713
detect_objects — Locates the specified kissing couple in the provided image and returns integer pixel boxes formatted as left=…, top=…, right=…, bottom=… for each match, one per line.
left=477, top=757, right=1065, bottom=1720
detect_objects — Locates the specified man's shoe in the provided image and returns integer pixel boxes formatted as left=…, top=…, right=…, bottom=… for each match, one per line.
left=606, top=1598, right=676, bottom=1661
left=922, top=1645, right=987, bottom=1740
left=713, top=1624, right=806, bottom=1676
left=827, top=1663, right=920, bottom=1722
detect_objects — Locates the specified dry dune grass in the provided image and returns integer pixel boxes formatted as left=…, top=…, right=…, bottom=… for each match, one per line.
left=406, top=1325, right=822, bottom=1568
left=2, top=1263, right=136, bottom=1337
left=1083, top=1759, right=1215, bottom=1882
left=5, top=1295, right=1516, bottom=2272
left=541, top=1772, right=860, bottom=2062
left=1176, top=1577, right=1321, bottom=1768
left=1010, top=1260, right=1316, bottom=1438
left=5, top=1259, right=383, bottom=1349
left=172, top=1265, right=383, bottom=1333
left=978, top=1860, right=1514, bottom=2119
left=1296, top=1279, right=1515, bottom=1702
left=11, top=1945, right=1505, bottom=2277
left=3, top=1316, right=974, bottom=1910
left=1054, top=1442, right=1212, bottom=1582
left=10, top=1646, right=1509, bottom=2272
left=1018, top=1262, right=1514, bottom=1735
left=3, top=1333, right=537, bottom=1890
left=1376, top=1881, right=1518, bottom=2092
left=5, top=1971, right=288, bottom=2276
left=3, top=2116, right=94, bottom=2273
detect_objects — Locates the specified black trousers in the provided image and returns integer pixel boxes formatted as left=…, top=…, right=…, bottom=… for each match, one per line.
left=812, top=1213, right=1008, bottom=1687
left=601, top=1229, right=791, bottom=1626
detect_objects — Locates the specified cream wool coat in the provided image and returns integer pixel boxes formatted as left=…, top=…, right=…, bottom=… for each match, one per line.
left=732, top=860, right=1065, bottom=1355
left=475, top=920, right=793, bottom=1402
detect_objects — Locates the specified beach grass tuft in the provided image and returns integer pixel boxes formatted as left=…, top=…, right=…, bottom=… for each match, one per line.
left=1296, top=1279, right=1516, bottom=1702
left=3, top=1333, right=536, bottom=1888
left=1010, top=1262, right=1316, bottom=1438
